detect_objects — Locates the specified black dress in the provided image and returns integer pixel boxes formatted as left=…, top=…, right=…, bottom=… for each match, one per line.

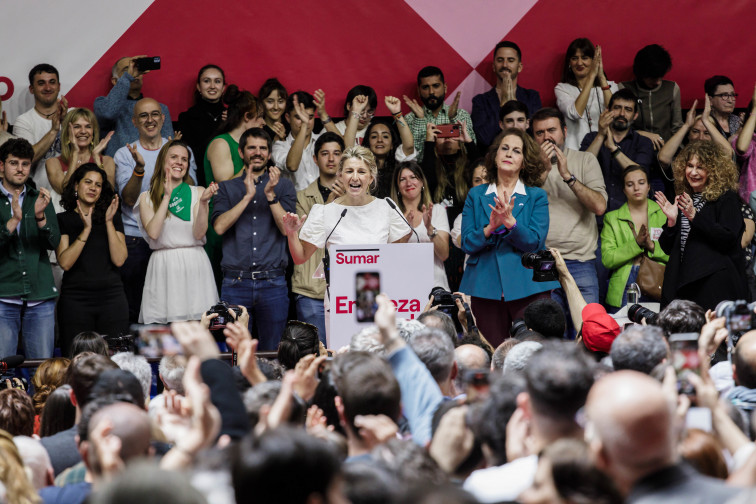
left=177, top=99, right=225, bottom=187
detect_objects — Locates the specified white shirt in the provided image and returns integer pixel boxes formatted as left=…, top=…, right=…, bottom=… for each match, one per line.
left=335, top=120, right=368, bottom=146
left=13, top=107, right=63, bottom=210
left=554, top=82, right=619, bottom=150
left=408, top=203, right=450, bottom=290
left=271, top=131, right=323, bottom=191
left=463, top=454, right=538, bottom=503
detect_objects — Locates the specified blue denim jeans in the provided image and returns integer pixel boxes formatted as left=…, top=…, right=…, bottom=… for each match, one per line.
left=0, top=299, right=56, bottom=359
left=295, top=295, right=327, bottom=346
left=551, top=258, right=599, bottom=339
left=221, top=275, right=288, bottom=351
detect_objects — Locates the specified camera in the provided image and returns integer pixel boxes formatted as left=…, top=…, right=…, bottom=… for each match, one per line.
left=103, top=334, right=135, bottom=354
left=133, top=56, right=161, bottom=72
left=510, top=318, right=528, bottom=338
left=521, top=250, right=558, bottom=282
left=628, top=304, right=658, bottom=325
left=716, top=300, right=756, bottom=334
left=207, top=301, right=241, bottom=331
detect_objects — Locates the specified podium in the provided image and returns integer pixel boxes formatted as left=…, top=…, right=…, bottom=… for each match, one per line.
left=328, top=243, right=434, bottom=349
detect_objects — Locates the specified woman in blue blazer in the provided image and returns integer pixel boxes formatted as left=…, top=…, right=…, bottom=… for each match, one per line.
left=460, top=128, right=559, bottom=345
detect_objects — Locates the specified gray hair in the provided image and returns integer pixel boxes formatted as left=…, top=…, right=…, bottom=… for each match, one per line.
left=397, top=318, right=426, bottom=343
left=350, top=326, right=386, bottom=355
left=13, top=435, right=52, bottom=490
left=610, top=325, right=669, bottom=375
left=408, top=328, right=455, bottom=383
left=503, top=341, right=543, bottom=374
left=158, top=355, right=186, bottom=395
left=111, top=352, right=152, bottom=402
left=417, top=311, right=457, bottom=346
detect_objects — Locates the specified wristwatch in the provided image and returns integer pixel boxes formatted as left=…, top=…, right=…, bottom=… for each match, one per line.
left=611, top=146, right=622, bottom=158
left=267, top=195, right=279, bottom=205
left=563, top=174, right=577, bottom=187
left=428, top=228, right=438, bottom=238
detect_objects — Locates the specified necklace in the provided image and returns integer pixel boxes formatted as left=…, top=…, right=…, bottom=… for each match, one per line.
left=34, top=107, right=56, bottom=119
left=206, top=111, right=223, bottom=122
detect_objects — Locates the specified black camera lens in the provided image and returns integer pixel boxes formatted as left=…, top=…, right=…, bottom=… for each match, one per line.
left=627, top=304, right=658, bottom=325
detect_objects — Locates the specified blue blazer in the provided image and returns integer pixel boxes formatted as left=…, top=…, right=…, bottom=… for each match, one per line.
left=459, top=183, right=559, bottom=301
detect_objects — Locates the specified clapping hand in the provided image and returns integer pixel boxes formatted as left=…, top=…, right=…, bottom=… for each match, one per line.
left=105, top=195, right=119, bottom=222
left=684, top=100, right=699, bottom=129
left=200, top=182, right=218, bottom=203
left=264, top=166, right=280, bottom=199
left=655, top=191, right=679, bottom=227
left=313, top=89, right=328, bottom=119
left=402, top=95, right=424, bottom=119
left=126, top=143, right=145, bottom=169
left=93, top=131, right=115, bottom=163
left=677, top=192, right=697, bottom=221
left=488, top=193, right=515, bottom=231
left=34, top=188, right=51, bottom=220
left=282, top=212, right=306, bottom=236
left=448, top=91, right=461, bottom=119
left=422, top=204, right=433, bottom=230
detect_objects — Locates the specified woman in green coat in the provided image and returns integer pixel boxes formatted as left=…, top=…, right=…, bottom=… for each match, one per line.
left=601, top=165, right=669, bottom=309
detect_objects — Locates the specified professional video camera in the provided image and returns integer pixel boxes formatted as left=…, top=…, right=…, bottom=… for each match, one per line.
left=0, top=355, right=27, bottom=391
left=628, top=304, right=659, bottom=326
left=521, top=250, right=558, bottom=282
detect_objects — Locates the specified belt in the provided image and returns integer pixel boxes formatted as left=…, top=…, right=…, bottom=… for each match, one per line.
left=224, top=268, right=285, bottom=280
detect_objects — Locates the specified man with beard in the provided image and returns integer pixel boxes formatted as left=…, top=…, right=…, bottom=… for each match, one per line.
left=0, top=138, right=59, bottom=359
left=472, top=41, right=542, bottom=151
left=581, top=89, right=654, bottom=212
left=403, top=66, right=475, bottom=161
left=212, top=128, right=295, bottom=351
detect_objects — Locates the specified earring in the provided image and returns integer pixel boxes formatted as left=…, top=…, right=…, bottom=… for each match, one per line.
left=74, top=190, right=78, bottom=198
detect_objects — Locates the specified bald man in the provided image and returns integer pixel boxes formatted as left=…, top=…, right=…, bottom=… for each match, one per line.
left=95, top=56, right=174, bottom=157
left=113, top=98, right=197, bottom=323
left=728, top=330, right=756, bottom=435
left=586, top=370, right=740, bottom=502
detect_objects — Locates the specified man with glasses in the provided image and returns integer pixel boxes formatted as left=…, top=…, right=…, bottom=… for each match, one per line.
left=113, top=98, right=197, bottom=323
left=705, top=75, right=742, bottom=139
left=95, top=56, right=174, bottom=157
left=402, top=66, right=476, bottom=161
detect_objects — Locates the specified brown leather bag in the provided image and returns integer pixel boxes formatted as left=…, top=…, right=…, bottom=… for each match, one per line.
left=636, top=254, right=665, bottom=301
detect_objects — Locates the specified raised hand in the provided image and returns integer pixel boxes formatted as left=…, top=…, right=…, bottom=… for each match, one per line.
left=77, top=199, right=93, bottom=228
left=703, top=94, right=712, bottom=122
left=488, top=193, right=515, bottom=231
left=426, top=122, right=441, bottom=142
left=422, top=203, right=433, bottom=230
left=127, top=55, right=147, bottom=79
left=264, top=166, right=280, bottom=199
left=552, top=144, right=570, bottom=180
left=326, top=179, right=346, bottom=203
left=458, top=119, right=472, bottom=143
left=10, top=190, right=22, bottom=222
left=243, top=168, right=256, bottom=200
left=448, top=91, right=461, bottom=119
left=105, top=194, right=119, bottom=222
left=34, top=188, right=51, bottom=219
left=402, top=95, right=425, bottom=119
left=677, top=192, right=696, bottom=221
left=200, top=182, right=218, bottom=203
left=126, top=143, right=145, bottom=168
left=654, top=190, right=679, bottom=227
left=68, top=124, right=80, bottom=156
left=354, top=414, right=398, bottom=448
left=93, top=131, right=114, bottom=163
left=282, top=212, right=306, bottom=236
left=594, top=45, right=605, bottom=79
left=313, top=89, right=328, bottom=118
left=0, top=100, right=7, bottom=132
left=384, top=96, right=402, bottom=115
left=684, top=100, right=699, bottom=128
left=269, top=121, right=287, bottom=141
left=351, top=94, right=369, bottom=115
left=292, top=95, right=311, bottom=125
left=598, top=109, right=614, bottom=136
left=500, top=73, right=514, bottom=105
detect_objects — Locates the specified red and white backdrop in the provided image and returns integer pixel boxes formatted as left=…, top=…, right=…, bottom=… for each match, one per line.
left=2, top=0, right=755, bottom=124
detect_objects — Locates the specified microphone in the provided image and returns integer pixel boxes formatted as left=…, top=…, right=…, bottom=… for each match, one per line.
left=386, top=198, right=420, bottom=243
left=0, top=355, right=24, bottom=372
left=323, top=208, right=348, bottom=285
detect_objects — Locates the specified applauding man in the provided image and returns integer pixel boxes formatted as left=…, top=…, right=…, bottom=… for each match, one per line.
left=213, top=128, right=296, bottom=351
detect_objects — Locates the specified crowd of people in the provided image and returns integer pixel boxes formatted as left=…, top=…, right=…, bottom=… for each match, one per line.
left=1, top=36, right=756, bottom=503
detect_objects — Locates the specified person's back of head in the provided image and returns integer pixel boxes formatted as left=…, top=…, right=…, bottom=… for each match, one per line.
left=231, top=427, right=343, bottom=504
left=39, top=385, right=75, bottom=437
left=277, top=320, right=320, bottom=370
left=332, top=351, right=401, bottom=434
left=13, top=435, right=53, bottom=490
left=243, top=381, right=305, bottom=428
left=417, top=311, right=457, bottom=345
left=0, top=389, right=35, bottom=437
left=491, top=340, right=520, bottom=371
left=397, top=318, right=428, bottom=343
left=66, top=353, right=119, bottom=410
left=503, top=341, right=543, bottom=375
left=409, top=328, right=456, bottom=385
left=158, top=355, right=186, bottom=395
left=470, top=373, right=526, bottom=466
left=343, top=462, right=399, bottom=504
left=633, top=44, right=673, bottom=80
left=372, top=438, right=448, bottom=488
left=657, top=300, right=706, bottom=337
left=71, top=331, right=110, bottom=358
left=110, top=352, right=152, bottom=403
left=733, top=331, right=756, bottom=389
left=31, top=357, right=71, bottom=415
left=523, top=299, right=566, bottom=339
left=88, top=461, right=207, bottom=504
left=350, top=326, right=385, bottom=355
left=86, top=402, right=152, bottom=475
left=455, top=344, right=490, bottom=372
left=525, top=342, right=595, bottom=423
left=610, top=325, right=668, bottom=375
left=90, top=369, right=146, bottom=408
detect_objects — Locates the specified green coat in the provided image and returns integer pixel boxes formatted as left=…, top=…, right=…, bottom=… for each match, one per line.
left=601, top=200, right=669, bottom=307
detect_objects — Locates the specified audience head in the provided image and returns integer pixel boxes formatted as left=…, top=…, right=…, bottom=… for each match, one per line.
left=417, top=66, right=446, bottom=112
left=733, top=330, right=756, bottom=389
left=60, top=164, right=116, bottom=224
left=672, top=140, right=738, bottom=201
left=679, top=428, right=728, bottom=479
left=585, top=371, right=677, bottom=490
left=485, top=128, right=544, bottom=187
left=285, top=91, right=316, bottom=137
left=132, top=98, right=165, bottom=141
left=523, top=298, right=566, bottom=339
left=622, top=165, right=650, bottom=205
left=343, top=85, right=378, bottom=130
left=632, top=44, right=673, bottom=88
left=314, top=131, right=345, bottom=175
left=239, top=127, right=273, bottom=173
left=12, top=435, right=53, bottom=490
left=194, top=64, right=225, bottom=104
left=391, top=160, right=433, bottom=212
left=464, top=158, right=487, bottom=190
left=110, top=353, right=152, bottom=403
left=491, top=340, right=520, bottom=371
left=0, top=430, right=40, bottom=504
left=70, top=331, right=110, bottom=357
left=610, top=324, right=668, bottom=374
left=339, top=145, right=377, bottom=194
left=581, top=303, right=621, bottom=355
left=65, top=352, right=119, bottom=410
left=27, top=63, right=60, bottom=107
left=531, top=107, right=567, bottom=150
left=232, top=427, right=345, bottom=504
left=89, top=462, right=208, bottom=504
left=277, top=320, right=322, bottom=369
left=150, top=139, right=195, bottom=206
left=221, top=84, right=264, bottom=133
left=0, top=389, right=35, bottom=437
left=471, top=373, right=527, bottom=466
left=60, top=107, right=101, bottom=162
left=258, top=78, right=288, bottom=125
left=503, top=340, right=543, bottom=375
left=397, top=318, right=427, bottom=343
left=0, top=138, right=35, bottom=189
left=111, top=57, right=143, bottom=92
left=417, top=310, right=457, bottom=344
left=657, top=299, right=706, bottom=337
left=31, top=356, right=70, bottom=414
left=409, top=327, right=456, bottom=386
left=349, top=326, right=385, bottom=355
left=243, top=381, right=305, bottom=428
left=39, top=384, right=76, bottom=437
left=607, top=88, right=639, bottom=131
left=561, top=37, right=601, bottom=87
left=364, top=118, right=400, bottom=160
left=158, top=355, right=186, bottom=395
left=493, top=41, right=523, bottom=81
left=343, top=461, right=399, bottom=504
left=499, top=100, right=530, bottom=131
left=85, top=402, right=153, bottom=476
left=372, top=438, right=448, bottom=488
left=455, top=344, right=491, bottom=372
left=704, top=75, right=737, bottom=116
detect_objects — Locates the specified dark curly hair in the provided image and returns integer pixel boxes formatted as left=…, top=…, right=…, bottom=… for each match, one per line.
left=485, top=128, right=545, bottom=187
left=60, top=163, right=115, bottom=224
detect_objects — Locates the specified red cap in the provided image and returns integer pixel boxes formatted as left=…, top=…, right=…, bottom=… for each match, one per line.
left=581, top=303, right=621, bottom=353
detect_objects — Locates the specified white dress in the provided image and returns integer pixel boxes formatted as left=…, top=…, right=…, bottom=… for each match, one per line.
left=554, top=81, right=619, bottom=150
left=136, top=186, right=219, bottom=323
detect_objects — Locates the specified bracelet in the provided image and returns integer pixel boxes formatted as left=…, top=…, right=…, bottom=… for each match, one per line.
left=35, top=215, right=46, bottom=222
left=601, top=84, right=611, bottom=91
left=392, top=111, right=403, bottom=118
left=77, top=236, right=87, bottom=243
left=492, top=222, right=516, bottom=235
left=611, top=147, right=622, bottom=158
left=321, top=117, right=332, bottom=125
left=350, top=112, right=361, bottom=120
left=133, top=169, right=145, bottom=177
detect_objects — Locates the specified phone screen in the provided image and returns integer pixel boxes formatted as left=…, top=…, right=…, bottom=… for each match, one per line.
left=135, top=325, right=181, bottom=358
left=355, top=272, right=380, bottom=323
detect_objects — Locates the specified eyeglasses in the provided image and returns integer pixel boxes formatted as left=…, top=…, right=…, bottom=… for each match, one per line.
left=359, top=110, right=376, bottom=118
left=137, top=111, right=162, bottom=122
left=712, top=93, right=738, bottom=100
